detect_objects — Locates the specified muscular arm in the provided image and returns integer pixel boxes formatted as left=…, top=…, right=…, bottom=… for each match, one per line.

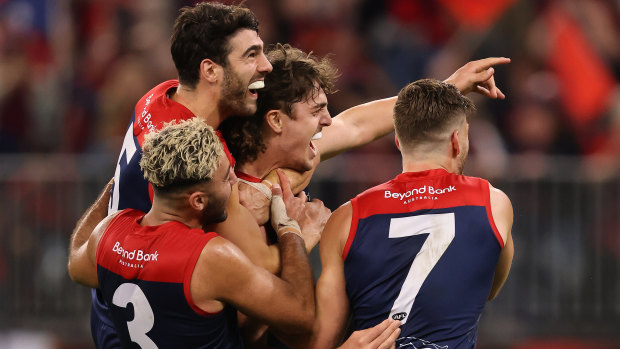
left=67, top=179, right=113, bottom=284
left=69, top=211, right=120, bottom=288
left=315, top=57, right=510, bottom=162
left=209, top=182, right=282, bottom=274
left=488, top=184, right=514, bottom=301
left=194, top=230, right=315, bottom=334
left=311, top=202, right=353, bottom=348
left=279, top=202, right=353, bottom=348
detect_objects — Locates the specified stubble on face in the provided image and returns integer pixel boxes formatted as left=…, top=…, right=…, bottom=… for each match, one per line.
left=219, top=65, right=255, bottom=117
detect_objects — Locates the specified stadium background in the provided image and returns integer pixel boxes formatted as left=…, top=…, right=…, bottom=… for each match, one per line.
left=1, top=0, right=620, bottom=347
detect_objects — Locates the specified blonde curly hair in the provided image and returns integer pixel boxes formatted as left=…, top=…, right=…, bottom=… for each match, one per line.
left=140, top=117, right=224, bottom=189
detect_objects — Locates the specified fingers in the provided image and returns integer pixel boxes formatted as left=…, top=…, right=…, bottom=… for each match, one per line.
left=364, top=319, right=391, bottom=338
left=271, top=183, right=282, bottom=197
left=297, top=190, right=308, bottom=202
left=371, top=319, right=401, bottom=349
left=378, top=321, right=401, bottom=349
left=276, top=169, right=293, bottom=200
left=471, top=57, right=511, bottom=72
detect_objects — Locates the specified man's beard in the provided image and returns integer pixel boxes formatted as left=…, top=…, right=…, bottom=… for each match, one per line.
left=200, top=204, right=228, bottom=227
left=456, top=146, right=468, bottom=175
left=219, top=66, right=255, bottom=117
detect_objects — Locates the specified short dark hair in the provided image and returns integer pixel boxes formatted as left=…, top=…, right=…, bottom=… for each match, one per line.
left=170, top=2, right=259, bottom=88
left=394, top=79, right=476, bottom=148
left=219, top=44, right=339, bottom=165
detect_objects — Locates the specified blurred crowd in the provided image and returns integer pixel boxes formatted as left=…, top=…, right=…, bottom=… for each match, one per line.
left=2, top=0, right=620, bottom=179
left=2, top=2, right=620, bottom=348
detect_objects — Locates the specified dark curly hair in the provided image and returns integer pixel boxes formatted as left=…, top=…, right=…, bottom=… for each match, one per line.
left=219, top=44, right=339, bottom=166
left=171, top=2, right=259, bottom=88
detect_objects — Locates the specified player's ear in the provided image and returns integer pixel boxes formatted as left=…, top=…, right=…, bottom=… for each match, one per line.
left=189, top=191, right=209, bottom=211
left=451, top=130, right=461, bottom=158
left=200, top=59, right=219, bottom=83
left=394, top=135, right=401, bottom=150
left=265, top=109, right=284, bottom=134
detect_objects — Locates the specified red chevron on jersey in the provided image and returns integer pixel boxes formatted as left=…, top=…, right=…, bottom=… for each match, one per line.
left=343, top=169, right=503, bottom=260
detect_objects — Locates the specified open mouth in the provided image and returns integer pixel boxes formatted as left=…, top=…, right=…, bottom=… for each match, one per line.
left=248, top=80, right=265, bottom=97
left=309, top=131, right=322, bottom=156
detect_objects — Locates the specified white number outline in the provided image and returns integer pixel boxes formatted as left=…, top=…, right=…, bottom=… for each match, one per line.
left=388, top=213, right=455, bottom=324
left=109, top=123, right=137, bottom=214
left=112, top=283, right=158, bottom=349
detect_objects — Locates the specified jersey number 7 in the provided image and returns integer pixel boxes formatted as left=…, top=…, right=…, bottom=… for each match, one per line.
left=388, top=213, right=455, bottom=324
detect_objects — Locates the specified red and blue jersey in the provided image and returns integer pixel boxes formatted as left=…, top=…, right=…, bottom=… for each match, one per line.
left=343, top=169, right=504, bottom=349
left=108, top=79, right=235, bottom=215
left=96, top=209, right=243, bottom=348
left=92, top=80, right=236, bottom=348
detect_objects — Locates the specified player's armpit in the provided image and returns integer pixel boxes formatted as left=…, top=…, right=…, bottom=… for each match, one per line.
left=209, top=183, right=281, bottom=274
left=316, top=97, right=397, bottom=162
left=488, top=184, right=514, bottom=301
left=194, top=235, right=315, bottom=335
left=67, top=179, right=113, bottom=285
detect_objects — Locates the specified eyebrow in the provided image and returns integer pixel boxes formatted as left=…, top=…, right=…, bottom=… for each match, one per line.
left=242, top=45, right=263, bottom=57
left=313, top=102, right=328, bottom=111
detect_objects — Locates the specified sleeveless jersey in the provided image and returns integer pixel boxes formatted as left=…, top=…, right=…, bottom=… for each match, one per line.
left=97, top=209, right=243, bottom=348
left=343, top=169, right=504, bottom=349
left=92, top=80, right=236, bottom=348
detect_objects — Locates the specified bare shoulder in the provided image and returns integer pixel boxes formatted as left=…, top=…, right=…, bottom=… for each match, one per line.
left=487, top=183, right=513, bottom=243
left=488, top=184, right=512, bottom=217
left=199, top=236, right=249, bottom=266
left=91, top=211, right=122, bottom=243
left=321, top=201, right=353, bottom=255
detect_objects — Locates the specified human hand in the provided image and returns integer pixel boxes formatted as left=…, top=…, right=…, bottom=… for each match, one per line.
left=276, top=169, right=330, bottom=252
left=338, top=319, right=401, bottom=349
left=444, top=57, right=511, bottom=99
left=238, top=181, right=271, bottom=226
left=270, top=170, right=303, bottom=239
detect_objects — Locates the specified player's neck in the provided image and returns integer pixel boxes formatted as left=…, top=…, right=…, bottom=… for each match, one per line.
left=142, top=199, right=202, bottom=230
left=235, top=155, right=276, bottom=180
left=172, top=82, right=223, bottom=128
left=236, top=136, right=290, bottom=179
left=401, top=157, right=453, bottom=174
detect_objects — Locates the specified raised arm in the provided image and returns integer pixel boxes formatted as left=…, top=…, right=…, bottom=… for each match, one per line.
left=488, top=184, right=514, bottom=301
left=67, top=179, right=113, bottom=284
left=316, top=57, right=511, bottom=161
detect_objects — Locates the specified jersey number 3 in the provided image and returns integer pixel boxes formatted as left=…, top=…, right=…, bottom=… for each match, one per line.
left=388, top=213, right=455, bottom=324
left=113, top=283, right=157, bottom=349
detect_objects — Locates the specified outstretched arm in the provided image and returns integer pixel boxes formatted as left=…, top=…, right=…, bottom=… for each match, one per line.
left=316, top=57, right=511, bottom=161
left=488, top=184, right=514, bottom=301
left=67, top=179, right=113, bottom=284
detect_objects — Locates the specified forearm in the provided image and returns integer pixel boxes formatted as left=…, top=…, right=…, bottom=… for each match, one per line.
left=276, top=233, right=315, bottom=333
left=319, top=97, right=397, bottom=161
left=68, top=180, right=112, bottom=276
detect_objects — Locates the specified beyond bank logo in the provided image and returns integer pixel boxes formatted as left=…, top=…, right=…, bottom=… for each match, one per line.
left=384, top=185, right=456, bottom=204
